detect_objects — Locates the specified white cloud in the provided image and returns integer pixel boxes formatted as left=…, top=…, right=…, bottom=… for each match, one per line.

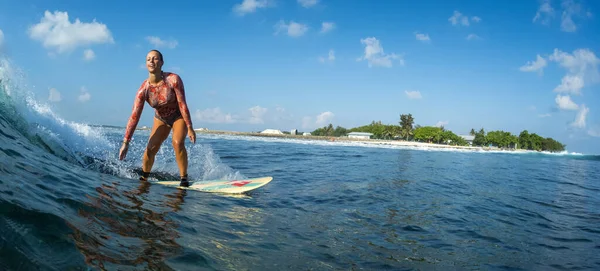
left=571, top=104, right=588, bottom=128
left=415, top=32, right=430, bottom=42
left=561, top=0, right=585, bottom=32
left=274, top=20, right=309, bottom=37
left=466, top=33, right=481, bottom=40
left=193, top=105, right=289, bottom=125
left=549, top=48, right=600, bottom=98
left=194, top=107, right=238, bottom=124
left=523, top=49, right=600, bottom=91
left=318, top=49, right=335, bottom=63
left=549, top=48, right=600, bottom=77
left=533, top=0, right=591, bottom=32
left=83, top=49, right=95, bottom=61
left=78, top=86, right=91, bottom=102
left=248, top=105, right=268, bottom=124
left=523, top=48, right=599, bottom=130
left=357, top=37, right=403, bottom=68
left=145, top=36, right=178, bottom=49
left=316, top=111, right=334, bottom=126
left=448, top=11, right=480, bottom=26
left=28, top=10, right=114, bottom=54
left=533, top=0, right=555, bottom=25
left=270, top=105, right=294, bottom=124
left=554, top=74, right=584, bottom=95
left=519, top=54, right=547, bottom=74
left=435, top=121, right=449, bottom=127
left=405, top=90, right=422, bottom=99
left=298, top=0, right=318, bottom=8
left=320, top=22, right=335, bottom=33
left=233, top=0, right=269, bottom=15
left=48, top=88, right=61, bottom=102
left=555, top=94, right=579, bottom=111
left=302, top=111, right=334, bottom=129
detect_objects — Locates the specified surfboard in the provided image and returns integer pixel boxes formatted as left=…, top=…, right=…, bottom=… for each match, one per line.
left=155, top=176, right=273, bottom=194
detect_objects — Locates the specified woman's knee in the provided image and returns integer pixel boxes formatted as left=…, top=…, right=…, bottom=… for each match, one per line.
left=172, top=139, right=185, bottom=151
left=145, top=143, right=161, bottom=156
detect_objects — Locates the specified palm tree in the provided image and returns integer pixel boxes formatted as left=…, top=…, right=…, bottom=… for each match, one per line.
left=325, top=123, right=334, bottom=136
left=400, top=128, right=413, bottom=141
left=399, top=113, right=415, bottom=140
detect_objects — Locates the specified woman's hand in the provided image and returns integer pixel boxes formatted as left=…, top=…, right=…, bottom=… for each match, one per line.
left=119, top=142, right=129, bottom=160
left=188, top=128, right=196, bottom=144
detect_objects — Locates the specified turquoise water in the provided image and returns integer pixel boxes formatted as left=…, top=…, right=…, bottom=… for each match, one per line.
left=2, top=57, right=600, bottom=270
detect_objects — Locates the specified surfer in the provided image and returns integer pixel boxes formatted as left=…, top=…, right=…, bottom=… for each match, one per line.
left=119, top=49, right=196, bottom=187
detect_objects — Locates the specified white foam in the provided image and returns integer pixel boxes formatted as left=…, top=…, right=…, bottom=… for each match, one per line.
left=0, top=56, right=121, bottom=168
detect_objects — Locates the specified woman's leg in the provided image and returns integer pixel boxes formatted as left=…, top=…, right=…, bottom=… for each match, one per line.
left=171, top=117, right=188, bottom=179
left=141, top=117, right=172, bottom=177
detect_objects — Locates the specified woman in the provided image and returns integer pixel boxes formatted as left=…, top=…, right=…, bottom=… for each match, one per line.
left=119, top=49, right=196, bottom=187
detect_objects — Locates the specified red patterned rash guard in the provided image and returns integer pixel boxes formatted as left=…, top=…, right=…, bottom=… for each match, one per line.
left=123, top=72, right=193, bottom=142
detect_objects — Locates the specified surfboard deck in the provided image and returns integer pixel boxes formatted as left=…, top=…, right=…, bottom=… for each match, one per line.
left=155, top=176, right=273, bottom=194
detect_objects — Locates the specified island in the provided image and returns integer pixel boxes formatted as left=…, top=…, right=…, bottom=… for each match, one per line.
left=191, top=113, right=567, bottom=153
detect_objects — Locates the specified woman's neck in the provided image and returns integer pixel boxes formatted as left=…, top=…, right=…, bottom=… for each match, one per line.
left=148, top=71, right=163, bottom=84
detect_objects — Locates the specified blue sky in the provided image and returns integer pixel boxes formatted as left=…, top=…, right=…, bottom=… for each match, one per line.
left=0, top=0, right=599, bottom=154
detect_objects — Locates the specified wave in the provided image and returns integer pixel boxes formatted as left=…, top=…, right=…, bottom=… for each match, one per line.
left=0, top=55, right=244, bottom=181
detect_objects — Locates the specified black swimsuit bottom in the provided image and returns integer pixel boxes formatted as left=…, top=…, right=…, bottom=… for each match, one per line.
left=155, top=109, right=183, bottom=127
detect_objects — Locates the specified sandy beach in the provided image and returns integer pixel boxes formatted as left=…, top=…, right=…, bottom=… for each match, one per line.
left=192, top=128, right=526, bottom=153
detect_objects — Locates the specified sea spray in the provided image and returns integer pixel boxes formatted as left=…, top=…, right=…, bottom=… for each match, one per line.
left=123, top=136, right=246, bottom=181
left=198, top=143, right=246, bottom=181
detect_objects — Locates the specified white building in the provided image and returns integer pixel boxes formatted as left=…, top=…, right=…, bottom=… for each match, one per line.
left=260, top=129, right=283, bottom=134
left=348, top=132, right=373, bottom=139
left=459, top=135, right=475, bottom=145
left=303, top=132, right=311, bottom=136
left=290, top=129, right=297, bottom=135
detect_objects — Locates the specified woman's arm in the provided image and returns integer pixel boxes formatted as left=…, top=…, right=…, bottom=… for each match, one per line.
left=123, top=81, right=147, bottom=143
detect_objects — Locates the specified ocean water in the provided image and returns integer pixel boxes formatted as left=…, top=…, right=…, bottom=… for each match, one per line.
left=1, top=56, right=600, bottom=271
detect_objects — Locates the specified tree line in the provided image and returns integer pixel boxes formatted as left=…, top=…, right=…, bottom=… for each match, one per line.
left=310, top=113, right=566, bottom=152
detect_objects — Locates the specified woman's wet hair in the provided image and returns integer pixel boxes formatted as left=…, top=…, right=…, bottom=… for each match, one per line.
left=149, top=49, right=163, bottom=61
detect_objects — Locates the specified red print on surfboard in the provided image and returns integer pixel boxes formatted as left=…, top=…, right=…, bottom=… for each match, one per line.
left=229, top=180, right=251, bottom=187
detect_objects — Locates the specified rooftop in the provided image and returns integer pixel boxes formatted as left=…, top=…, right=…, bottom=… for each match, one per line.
left=460, top=135, right=475, bottom=141
left=348, top=132, right=373, bottom=136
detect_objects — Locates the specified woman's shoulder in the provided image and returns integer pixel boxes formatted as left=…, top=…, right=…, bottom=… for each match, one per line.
left=164, top=72, right=183, bottom=87
left=138, top=79, right=149, bottom=90
left=164, top=72, right=181, bottom=80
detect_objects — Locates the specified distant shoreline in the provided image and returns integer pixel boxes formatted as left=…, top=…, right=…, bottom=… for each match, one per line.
left=190, top=128, right=527, bottom=153
left=95, top=125, right=560, bottom=154
left=106, top=125, right=569, bottom=154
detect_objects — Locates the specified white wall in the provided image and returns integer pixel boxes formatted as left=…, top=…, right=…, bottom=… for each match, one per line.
left=348, top=135, right=370, bottom=139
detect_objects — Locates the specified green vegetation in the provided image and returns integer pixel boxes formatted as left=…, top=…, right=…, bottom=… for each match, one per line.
left=311, top=123, right=351, bottom=137
left=310, top=113, right=566, bottom=153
